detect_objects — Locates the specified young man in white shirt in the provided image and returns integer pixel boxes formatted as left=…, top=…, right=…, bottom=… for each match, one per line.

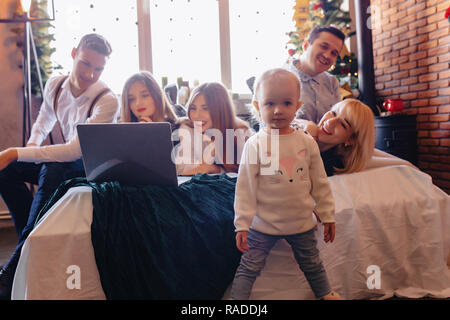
left=0, top=33, right=119, bottom=299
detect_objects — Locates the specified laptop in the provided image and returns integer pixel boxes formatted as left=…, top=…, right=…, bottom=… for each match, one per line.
left=76, top=122, right=178, bottom=187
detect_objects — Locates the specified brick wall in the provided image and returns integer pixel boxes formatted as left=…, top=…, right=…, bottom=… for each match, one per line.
left=371, top=0, right=450, bottom=194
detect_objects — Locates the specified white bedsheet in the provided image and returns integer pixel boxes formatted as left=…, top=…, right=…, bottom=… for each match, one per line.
left=12, top=165, right=450, bottom=300
left=251, top=165, right=450, bottom=299
left=12, top=186, right=105, bottom=300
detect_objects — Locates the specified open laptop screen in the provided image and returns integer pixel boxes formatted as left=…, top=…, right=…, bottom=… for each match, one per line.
left=77, top=122, right=178, bottom=187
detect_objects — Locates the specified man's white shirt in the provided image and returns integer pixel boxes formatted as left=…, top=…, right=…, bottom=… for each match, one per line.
left=17, top=75, right=119, bottom=163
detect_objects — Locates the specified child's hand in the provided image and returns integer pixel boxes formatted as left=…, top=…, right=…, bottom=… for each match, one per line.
left=236, top=231, right=249, bottom=253
left=323, top=222, right=335, bottom=243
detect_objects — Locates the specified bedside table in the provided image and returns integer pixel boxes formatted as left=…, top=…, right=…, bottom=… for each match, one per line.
left=375, top=114, right=418, bottom=165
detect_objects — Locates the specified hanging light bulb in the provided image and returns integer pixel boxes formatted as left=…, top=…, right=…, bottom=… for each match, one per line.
left=20, top=0, right=33, bottom=13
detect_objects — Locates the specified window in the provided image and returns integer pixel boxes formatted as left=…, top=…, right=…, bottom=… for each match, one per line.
left=229, top=0, right=294, bottom=93
left=50, top=1, right=297, bottom=94
left=51, top=0, right=139, bottom=93
left=149, top=0, right=221, bottom=88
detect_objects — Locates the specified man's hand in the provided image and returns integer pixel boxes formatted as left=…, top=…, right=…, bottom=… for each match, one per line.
left=323, top=222, right=335, bottom=243
left=0, top=148, right=18, bottom=171
left=304, top=121, right=319, bottom=140
left=291, top=119, right=319, bottom=140
left=236, top=231, right=249, bottom=253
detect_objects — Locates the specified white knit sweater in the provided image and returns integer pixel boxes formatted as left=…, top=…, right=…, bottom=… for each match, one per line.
left=234, top=128, right=335, bottom=235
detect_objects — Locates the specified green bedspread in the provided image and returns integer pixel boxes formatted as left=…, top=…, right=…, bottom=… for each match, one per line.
left=35, top=174, right=241, bottom=299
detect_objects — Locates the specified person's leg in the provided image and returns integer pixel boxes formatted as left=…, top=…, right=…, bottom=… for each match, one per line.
left=285, top=228, right=332, bottom=299
left=0, top=162, right=41, bottom=236
left=0, top=160, right=85, bottom=299
left=230, top=230, right=279, bottom=300
left=64, top=159, right=85, bottom=180
left=25, top=159, right=85, bottom=230
left=11, top=160, right=85, bottom=259
left=0, top=162, right=41, bottom=299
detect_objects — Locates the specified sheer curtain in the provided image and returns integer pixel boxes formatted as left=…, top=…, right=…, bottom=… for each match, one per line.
left=229, top=0, right=294, bottom=93
left=149, top=0, right=221, bottom=88
left=50, top=0, right=295, bottom=94
left=50, top=0, right=139, bottom=93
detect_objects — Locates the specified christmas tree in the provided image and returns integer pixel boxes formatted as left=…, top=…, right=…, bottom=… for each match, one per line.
left=287, top=0, right=358, bottom=90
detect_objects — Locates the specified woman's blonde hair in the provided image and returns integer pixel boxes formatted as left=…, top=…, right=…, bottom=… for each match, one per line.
left=120, top=71, right=177, bottom=123
left=332, top=99, right=375, bottom=174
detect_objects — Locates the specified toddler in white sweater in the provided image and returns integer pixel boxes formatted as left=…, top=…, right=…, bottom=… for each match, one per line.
left=231, top=68, right=340, bottom=300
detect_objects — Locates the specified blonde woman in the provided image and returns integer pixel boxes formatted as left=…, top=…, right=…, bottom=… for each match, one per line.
left=294, top=98, right=375, bottom=176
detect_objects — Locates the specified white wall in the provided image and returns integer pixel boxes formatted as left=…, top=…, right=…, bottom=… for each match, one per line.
left=0, top=0, right=24, bottom=214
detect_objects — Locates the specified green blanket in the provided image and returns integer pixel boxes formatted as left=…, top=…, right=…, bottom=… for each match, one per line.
left=36, top=174, right=241, bottom=299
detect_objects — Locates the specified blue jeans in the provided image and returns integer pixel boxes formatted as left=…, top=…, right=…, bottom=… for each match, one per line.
left=231, top=228, right=331, bottom=299
left=0, top=160, right=85, bottom=272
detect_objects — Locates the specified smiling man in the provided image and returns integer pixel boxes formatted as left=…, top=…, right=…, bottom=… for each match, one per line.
left=290, top=26, right=345, bottom=124
left=0, top=33, right=119, bottom=299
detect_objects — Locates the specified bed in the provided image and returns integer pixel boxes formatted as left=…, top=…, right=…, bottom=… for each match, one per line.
left=11, top=151, right=450, bottom=300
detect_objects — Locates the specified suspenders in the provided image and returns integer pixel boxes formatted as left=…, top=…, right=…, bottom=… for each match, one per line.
left=52, top=76, right=111, bottom=143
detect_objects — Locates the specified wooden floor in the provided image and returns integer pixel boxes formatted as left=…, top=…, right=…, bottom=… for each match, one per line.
left=0, top=219, right=17, bottom=267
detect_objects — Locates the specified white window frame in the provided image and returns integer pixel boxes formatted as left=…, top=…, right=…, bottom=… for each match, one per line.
left=136, top=0, right=354, bottom=96
left=218, top=0, right=232, bottom=90
left=136, top=0, right=153, bottom=72
left=136, top=0, right=232, bottom=89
